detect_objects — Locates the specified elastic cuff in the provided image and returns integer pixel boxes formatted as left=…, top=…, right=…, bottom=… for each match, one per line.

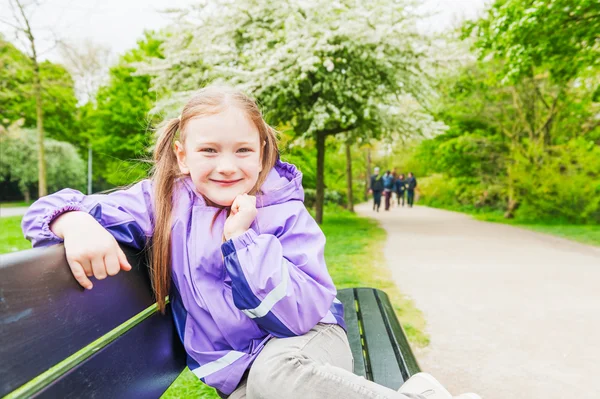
left=221, top=229, right=258, bottom=257
left=41, top=202, right=84, bottom=241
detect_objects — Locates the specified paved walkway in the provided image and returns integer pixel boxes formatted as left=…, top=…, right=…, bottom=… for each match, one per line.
left=356, top=202, right=600, bottom=399
left=0, top=207, right=28, bottom=218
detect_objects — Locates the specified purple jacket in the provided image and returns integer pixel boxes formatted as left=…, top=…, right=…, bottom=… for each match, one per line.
left=22, top=160, right=345, bottom=395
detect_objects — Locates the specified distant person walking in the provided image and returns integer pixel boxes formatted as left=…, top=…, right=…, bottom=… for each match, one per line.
left=383, top=170, right=394, bottom=211
left=369, top=167, right=384, bottom=212
left=405, top=172, right=417, bottom=208
left=395, top=173, right=406, bottom=207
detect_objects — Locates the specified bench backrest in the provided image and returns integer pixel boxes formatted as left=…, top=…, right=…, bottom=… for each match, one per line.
left=1, top=245, right=420, bottom=397
left=338, top=287, right=420, bottom=390
left=0, top=245, right=186, bottom=398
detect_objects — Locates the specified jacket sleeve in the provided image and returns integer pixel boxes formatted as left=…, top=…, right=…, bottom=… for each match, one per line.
left=21, top=180, right=155, bottom=250
left=221, top=202, right=336, bottom=337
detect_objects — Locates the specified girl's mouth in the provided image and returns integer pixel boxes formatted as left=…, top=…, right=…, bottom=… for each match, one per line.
left=210, top=179, right=243, bottom=187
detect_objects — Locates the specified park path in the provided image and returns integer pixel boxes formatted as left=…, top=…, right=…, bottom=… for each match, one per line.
left=355, top=202, right=600, bottom=399
left=0, top=206, right=28, bottom=218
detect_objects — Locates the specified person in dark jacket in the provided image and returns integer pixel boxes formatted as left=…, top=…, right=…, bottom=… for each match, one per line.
left=395, top=174, right=406, bottom=207
left=382, top=170, right=394, bottom=211
left=405, top=172, right=417, bottom=207
left=369, top=167, right=384, bottom=212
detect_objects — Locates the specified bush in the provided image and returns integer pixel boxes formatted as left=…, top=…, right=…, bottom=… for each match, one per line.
left=513, top=139, right=600, bottom=224
left=417, top=174, right=506, bottom=212
left=0, top=124, right=86, bottom=199
left=303, top=188, right=346, bottom=209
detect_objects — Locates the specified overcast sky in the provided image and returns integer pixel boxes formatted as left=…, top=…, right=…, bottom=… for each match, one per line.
left=2, top=0, right=489, bottom=64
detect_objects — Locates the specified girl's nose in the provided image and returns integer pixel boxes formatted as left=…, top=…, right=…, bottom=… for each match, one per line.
left=216, top=156, right=236, bottom=175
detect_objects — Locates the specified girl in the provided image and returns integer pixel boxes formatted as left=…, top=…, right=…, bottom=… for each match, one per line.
left=22, top=86, right=479, bottom=399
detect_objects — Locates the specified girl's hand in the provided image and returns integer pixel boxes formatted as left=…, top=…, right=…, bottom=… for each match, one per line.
left=224, top=194, right=257, bottom=240
left=51, top=211, right=132, bottom=290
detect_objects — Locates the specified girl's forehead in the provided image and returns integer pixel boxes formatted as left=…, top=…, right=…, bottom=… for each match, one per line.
left=185, top=108, right=260, bottom=142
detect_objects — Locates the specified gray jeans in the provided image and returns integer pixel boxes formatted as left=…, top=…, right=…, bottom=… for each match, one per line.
left=222, top=323, right=425, bottom=399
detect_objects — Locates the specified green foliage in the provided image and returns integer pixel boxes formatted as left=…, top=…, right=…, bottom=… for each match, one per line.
left=280, top=134, right=369, bottom=207
left=87, top=31, right=163, bottom=186
left=0, top=38, right=78, bottom=141
left=417, top=174, right=506, bottom=212
left=0, top=126, right=86, bottom=198
left=512, top=139, right=600, bottom=223
left=406, top=0, right=600, bottom=224
left=465, top=0, right=600, bottom=83
left=413, top=128, right=507, bottom=181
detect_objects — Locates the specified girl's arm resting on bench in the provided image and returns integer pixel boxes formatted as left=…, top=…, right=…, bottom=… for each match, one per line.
left=22, top=179, right=154, bottom=249
left=21, top=180, right=155, bottom=289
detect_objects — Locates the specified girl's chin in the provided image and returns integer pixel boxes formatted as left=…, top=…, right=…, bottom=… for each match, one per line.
left=204, top=195, right=235, bottom=208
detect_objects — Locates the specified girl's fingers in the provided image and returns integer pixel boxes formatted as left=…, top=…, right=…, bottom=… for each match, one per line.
left=117, top=246, right=132, bottom=271
left=69, top=260, right=93, bottom=290
left=104, top=251, right=120, bottom=277
left=230, top=195, right=242, bottom=214
left=80, top=258, right=94, bottom=277
left=91, top=255, right=107, bottom=280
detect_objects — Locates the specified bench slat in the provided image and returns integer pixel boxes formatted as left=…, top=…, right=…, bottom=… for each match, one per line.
left=338, top=288, right=368, bottom=378
left=0, top=245, right=156, bottom=397
left=356, top=288, right=404, bottom=390
left=33, top=306, right=187, bottom=398
left=375, top=290, right=420, bottom=379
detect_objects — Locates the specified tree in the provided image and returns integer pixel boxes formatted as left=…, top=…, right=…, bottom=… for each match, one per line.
left=0, top=38, right=78, bottom=142
left=146, top=0, right=442, bottom=223
left=88, top=31, right=164, bottom=187
left=0, top=121, right=86, bottom=200
left=3, top=0, right=49, bottom=196
left=464, top=0, right=599, bottom=84
left=460, top=0, right=600, bottom=217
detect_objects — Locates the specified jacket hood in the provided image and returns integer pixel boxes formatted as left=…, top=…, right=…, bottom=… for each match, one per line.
left=257, top=159, right=304, bottom=207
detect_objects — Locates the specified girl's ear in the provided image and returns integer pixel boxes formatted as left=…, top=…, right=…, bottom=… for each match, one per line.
left=174, top=141, right=190, bottom=175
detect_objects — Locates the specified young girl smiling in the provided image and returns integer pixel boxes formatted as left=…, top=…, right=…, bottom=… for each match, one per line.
left=22, top=86, right=479, bottom=399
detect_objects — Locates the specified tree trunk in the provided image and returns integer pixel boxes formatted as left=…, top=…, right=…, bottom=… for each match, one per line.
left=315, top=131, right=326, bottom=224
left=365, top=148, right=371, bottom=201
left=345, top=140, right=354, bottom=212
left=35, top=67, right=46, bottom=197
left=504, top=138, right=518, bottom=219
left=17, top=0, right=46, bottom=197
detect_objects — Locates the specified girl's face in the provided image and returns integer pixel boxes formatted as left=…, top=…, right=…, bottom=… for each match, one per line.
left=175, top=107, right=263, bottom=207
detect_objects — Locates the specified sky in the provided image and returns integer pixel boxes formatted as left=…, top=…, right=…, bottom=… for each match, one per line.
left=1, top=0, right=489, bottom=63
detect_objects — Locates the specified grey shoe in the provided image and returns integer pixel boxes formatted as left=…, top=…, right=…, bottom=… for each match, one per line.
left=398, top=373, right=481, bottom=399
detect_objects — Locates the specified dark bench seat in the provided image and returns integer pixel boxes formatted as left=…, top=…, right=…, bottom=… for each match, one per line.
left=0, top=245, right=419, bottom=398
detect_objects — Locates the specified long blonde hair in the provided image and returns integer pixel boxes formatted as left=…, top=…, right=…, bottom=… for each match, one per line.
left=150, top=86, right=279, bottom=312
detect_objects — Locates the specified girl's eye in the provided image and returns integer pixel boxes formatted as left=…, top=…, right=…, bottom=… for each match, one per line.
left=199, top=148, right=217, bottom=153
left=237, top=148, right=252, bottom=153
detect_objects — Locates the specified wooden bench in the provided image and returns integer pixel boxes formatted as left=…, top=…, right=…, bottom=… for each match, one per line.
left=0, top=244, right=420, bottom=398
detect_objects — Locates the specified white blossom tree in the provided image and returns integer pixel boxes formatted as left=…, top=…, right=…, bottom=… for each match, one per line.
left=145, top=0, right=444, bottom=222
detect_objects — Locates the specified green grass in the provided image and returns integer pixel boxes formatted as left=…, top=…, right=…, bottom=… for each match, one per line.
left=0, top=216, right=30, bottom=254
left=0, top=201, right=33, bottom=208
left=1, top=209, right=427, bottom=398
left=470, top=212, right=600, bottom=247
left=511, top=224, right=600, bottom=246
left=422, top=203, right=600, bottom=247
